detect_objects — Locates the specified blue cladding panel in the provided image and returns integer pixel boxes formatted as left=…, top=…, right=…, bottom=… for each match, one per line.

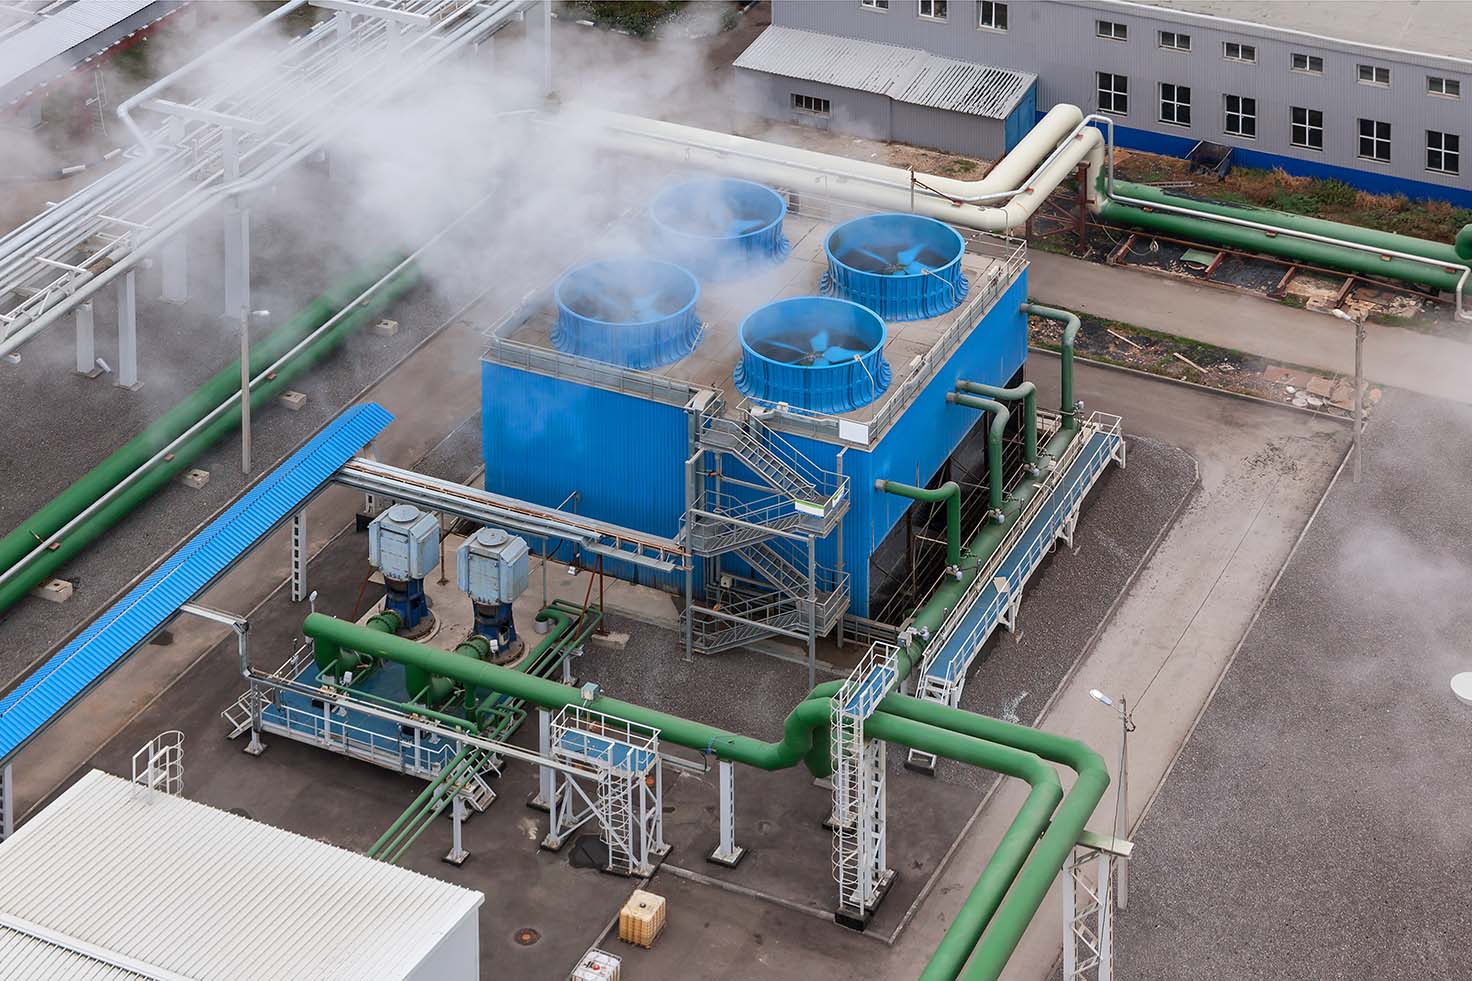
left=1005, top=82, right=1038, bottom=152
left=735, top=297, right=892, bottom=414
left=823, top=213, right=969, bottom=322
left=482, top=362, right=689, bottom=592
left=0, top=403, right=394, bottom=762
left=787, top=271, right=1031, bottom=617
left=650, top=178, right=792, bottom=282
left=552, top=259, right=703, bottom=370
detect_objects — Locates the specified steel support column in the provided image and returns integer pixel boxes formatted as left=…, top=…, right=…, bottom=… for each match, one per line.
left=531, top=707, right=556, bottom=809
left=115, top=270, right=138, bottom=389
left=161, top=234, right=188, bottom=304
left=291, top=511, right=308, bottom=601
left=708, top=759, right=745, bottom=866
left=541, top=0, right=552, bottom=96
left=74, top=300, right=95, bottom=375
left=0, top=763, right=12, bottom=841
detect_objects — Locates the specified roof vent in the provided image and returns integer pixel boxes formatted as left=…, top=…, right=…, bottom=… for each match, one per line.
left=649, top=178, right=790, bottom=281
left=735, top=296, right=890, bottom=414
left=822, top=212, right=968, bottom=321
left=552, top=258, right=701, bottom=369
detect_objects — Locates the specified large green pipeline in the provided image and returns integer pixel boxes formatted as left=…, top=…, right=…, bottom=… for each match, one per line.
left=874, top=480, right=962, bottom=569
left=877, top=694, right=1111, bottom=981
left=944, top=393, right=1008, bottom=518
left=305, top=613, right=1107, bottom=981
left=1100, top=180, right=1470, bottom=293
left=956, top=380, right=1036, bottom=466
left=0, top=260, right=419, bottom=614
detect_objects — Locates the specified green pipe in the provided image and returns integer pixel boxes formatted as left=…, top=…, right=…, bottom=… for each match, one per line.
left=945, top=393, right=1008, bottom=518
left=865, top=712, right=1063, bottom=981
left=877, top=694, right=1111, bottom=981
left=1019, top=303, right=1079, bottom=430
left=1100, top=182, right=1469, bottom=292
left=0, top=261, right=420, bottom=614
left=874, top=479, right=961, bottom=569
left=368, top=743, right=473, bottom=858
left=956, top=380, right=1036, bottom=466
left=309, top=612, right=1098, bottom=980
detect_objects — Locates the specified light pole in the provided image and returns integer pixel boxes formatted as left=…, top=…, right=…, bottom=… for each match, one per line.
left=239, top=309, right=270, bottom=474
left=1331, top=308, right=1366, bottom=484
left=1090, top=688, right=1135, bottom=910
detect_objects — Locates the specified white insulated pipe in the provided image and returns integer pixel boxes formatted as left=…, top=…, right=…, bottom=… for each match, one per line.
left=566, top=103, right=1105, bottom=234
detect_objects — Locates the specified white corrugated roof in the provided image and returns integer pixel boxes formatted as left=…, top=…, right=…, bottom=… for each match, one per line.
left=0, top=1, right=163, bottom=94
left=734, top=25, right=1035, bottom=119
left=0, top=770, right=484, bottom=981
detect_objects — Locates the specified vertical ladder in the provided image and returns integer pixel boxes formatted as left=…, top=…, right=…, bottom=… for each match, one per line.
left=831, top=643, right=899, bottom=928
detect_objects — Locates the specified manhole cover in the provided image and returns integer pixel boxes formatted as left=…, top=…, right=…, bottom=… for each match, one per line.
left=514, top=928, right=541, bottom=947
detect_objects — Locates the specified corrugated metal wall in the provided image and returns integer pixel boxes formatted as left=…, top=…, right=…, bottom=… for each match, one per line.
left=892, top=100, right=1007, bottom=158
left=771, top=0, right=1472, bottom=201
left=481, top=362, right=691, bottom=592
left=741, top=69, right=894, bottom=140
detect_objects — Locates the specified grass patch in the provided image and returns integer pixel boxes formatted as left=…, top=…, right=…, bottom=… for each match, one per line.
left=568, top=1, right=688, bottom=36
left=1113, top=153, right=1472, bottom=242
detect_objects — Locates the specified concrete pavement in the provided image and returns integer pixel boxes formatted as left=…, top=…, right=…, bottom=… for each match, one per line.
left=1027, top=249, right=1472, bottom=406
left=887, top=357, right=1349, bottom=980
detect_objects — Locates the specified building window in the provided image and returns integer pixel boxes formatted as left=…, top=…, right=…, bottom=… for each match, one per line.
left=1291, top=52, right=1324, bottom=74
left=1097, top=72, right=1128, bottom=114
left=1427, top=130, right=1460, bottom=175
left=1428, top=76, right=1461, bottom=99
left=1158, top=30, right=1190, bottom=51
left=1358, top=118, right=1391, bottom=162
left=1224, top=94, right=1256, bottom=138
left=792, top=93, right=831, bottom=116
left=1291, top=106, right=1323, bottom=150
left=917, top=0, right=947, bottom=19
left=1096, top=19, right=1127, bottom=41
left=1222, top=41, right=1256, bottom=64
left=1357, top=64, right=1391, bottom=86
left=1159, top=83, right=1191, bottom=127
left=977, top=1, right=1007, bottom=30
left=860, top=0, right=889, bottom=8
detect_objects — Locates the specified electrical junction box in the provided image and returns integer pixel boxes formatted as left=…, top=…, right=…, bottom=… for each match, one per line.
left=457, top=527, right=530, bottom=605
left=368, top=504, right=440, bottom=581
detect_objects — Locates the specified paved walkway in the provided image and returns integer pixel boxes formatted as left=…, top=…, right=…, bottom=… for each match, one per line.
left=1027, top=250, right=1471, bottom=405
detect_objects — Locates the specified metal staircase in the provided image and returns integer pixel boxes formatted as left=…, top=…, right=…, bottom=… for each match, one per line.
left=682, top=401, right=851, bottom=657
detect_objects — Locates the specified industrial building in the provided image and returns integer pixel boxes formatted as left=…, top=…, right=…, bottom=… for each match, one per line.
left=0, top=2, right=1467, bottom=980
left=742, top=0, right=1472, bottom=204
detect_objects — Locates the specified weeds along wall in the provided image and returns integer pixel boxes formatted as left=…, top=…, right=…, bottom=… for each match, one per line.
left=480, top=269, right=1029, bottom=618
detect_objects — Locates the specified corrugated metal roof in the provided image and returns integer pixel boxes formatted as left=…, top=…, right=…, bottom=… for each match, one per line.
left=0, top=770, right=483, bottom=980
left=0, top=1, right=173, bottom=100
left=734, top=25, right=1035, bottom=119
left=0, top=402, right=393, bottom=762
left=0, top=923, right=154, bottom=981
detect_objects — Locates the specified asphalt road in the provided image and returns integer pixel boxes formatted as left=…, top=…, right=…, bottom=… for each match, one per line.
left=1116, top=386, right=1472, bottom=980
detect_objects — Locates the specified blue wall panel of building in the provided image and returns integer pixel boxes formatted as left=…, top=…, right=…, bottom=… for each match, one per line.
left=1005, top=82, right=1038, bottom=152
left=481, top=362, right=690, bottom=592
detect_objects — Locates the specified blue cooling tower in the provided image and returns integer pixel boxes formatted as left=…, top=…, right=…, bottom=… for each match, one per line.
left=734, top=296, right=891, bottom=415
left=649, top=178, right=790, bottom=281
left=822, top=213, right=969, bottom=321
left=552, top=258, right=701, bottom=370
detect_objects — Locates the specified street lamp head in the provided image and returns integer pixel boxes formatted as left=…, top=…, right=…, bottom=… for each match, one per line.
left=1331, top=308, right=1354, bottom=323
left=1089, top=688, right=1114, bottom=707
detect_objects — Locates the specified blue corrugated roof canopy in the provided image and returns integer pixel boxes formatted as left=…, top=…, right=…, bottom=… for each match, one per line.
left=0, top=402, right=393, bottom=762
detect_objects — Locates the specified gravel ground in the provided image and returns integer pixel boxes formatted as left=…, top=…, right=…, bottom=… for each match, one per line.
left=1117, top=386, right=1472, bottom=980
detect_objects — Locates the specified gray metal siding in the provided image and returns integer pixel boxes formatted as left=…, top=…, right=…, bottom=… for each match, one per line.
left=771, top=0, right=1472, bottom=194
left=892, top=101, right=1005, bottom=158
left=741, top=68, right=894, bottom=141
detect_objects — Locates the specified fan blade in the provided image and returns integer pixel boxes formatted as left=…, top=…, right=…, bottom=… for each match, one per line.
left=811, top=329, right=829, bottom=352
